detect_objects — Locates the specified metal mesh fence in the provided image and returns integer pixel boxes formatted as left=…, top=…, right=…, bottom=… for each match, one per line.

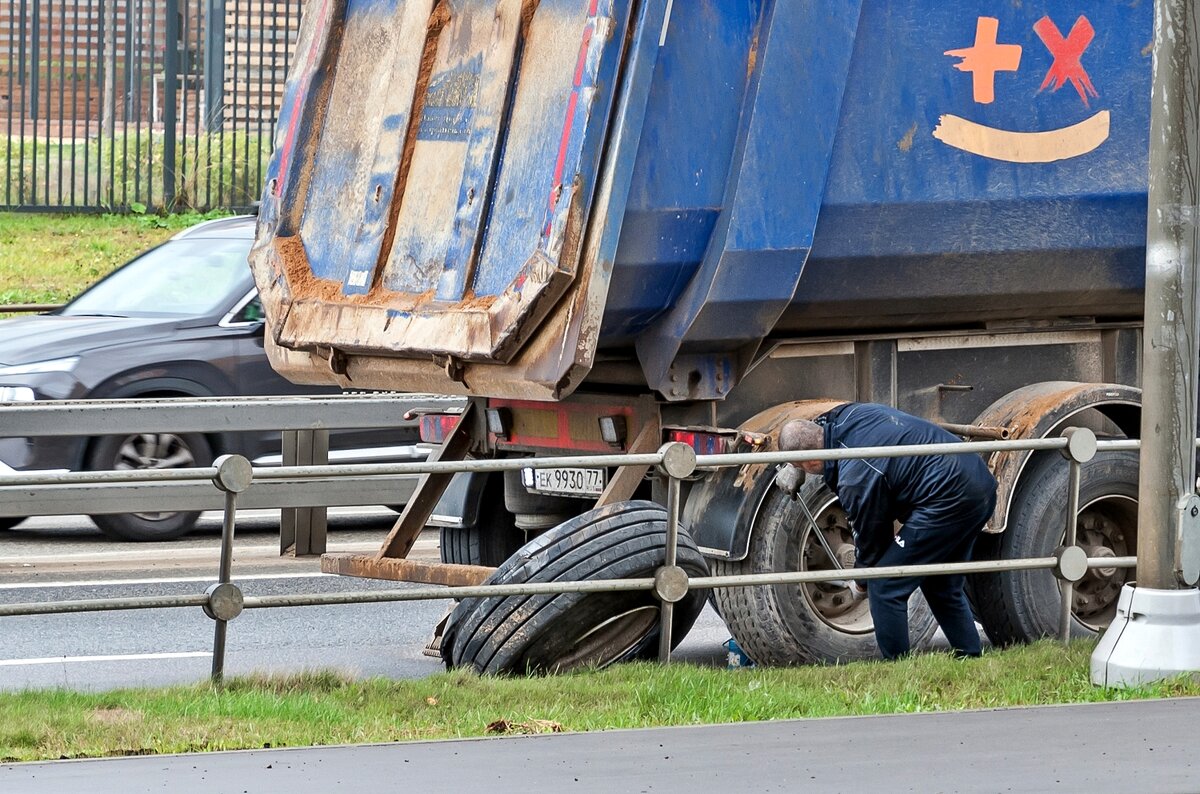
left=1, top=0, right=301, bottom=212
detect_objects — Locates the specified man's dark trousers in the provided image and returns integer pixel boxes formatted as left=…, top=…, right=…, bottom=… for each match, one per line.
left=866, top=495, right=995, bottom=660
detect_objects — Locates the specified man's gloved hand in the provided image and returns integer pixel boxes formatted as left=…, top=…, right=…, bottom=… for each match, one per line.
left=849, top=580, right=868, bottom=601
left=774, top=463, right=805, bottom=500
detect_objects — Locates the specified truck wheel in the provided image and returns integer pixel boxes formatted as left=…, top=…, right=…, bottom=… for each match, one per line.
left=712, top=480, right=938, bottom=665
left=440, top=475, right=527, bottom=567
left=87, top=432, right=213, bottom=541
left=969, top=450, right=1138, bottom=646
left=442, top=501, right=709, bottom=675
left=0, top=517, right=25, bottom=531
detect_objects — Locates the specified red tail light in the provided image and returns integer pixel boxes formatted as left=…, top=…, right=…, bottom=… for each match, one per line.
left=419, top=413, right=461, bottom=444
left=666, top=429, right=726, bottom=456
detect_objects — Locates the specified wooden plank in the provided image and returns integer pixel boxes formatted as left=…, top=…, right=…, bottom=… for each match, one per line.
left=595, top=416, right=662, bottom=508
left=377, top=402, right=477, bottom=560
left=321, top=553, right=495, bottom=586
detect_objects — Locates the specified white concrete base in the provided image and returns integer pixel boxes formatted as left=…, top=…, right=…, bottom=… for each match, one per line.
left=1091, top=584, right=1200, bottom=688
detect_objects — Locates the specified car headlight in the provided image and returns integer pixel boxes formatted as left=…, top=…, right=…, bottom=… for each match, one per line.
left=0, top=356, right=80, bottom=377
left=0, top=387, right=35, bottom=402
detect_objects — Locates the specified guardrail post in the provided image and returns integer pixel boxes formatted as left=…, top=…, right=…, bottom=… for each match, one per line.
left=1057, top=428, right=1097, bottom=644
left=655, top=443, right=696, bottom=663
left=208, top=455, right=252, bottom=684
left=280, top=429, right=330, bottom=557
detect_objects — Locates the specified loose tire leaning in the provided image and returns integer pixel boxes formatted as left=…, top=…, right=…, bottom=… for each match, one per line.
left=442, top=501, right=709, bottom=675
left=969, top=449, right=1139, bottom=646
left=713, top=478, right=938, bottom=665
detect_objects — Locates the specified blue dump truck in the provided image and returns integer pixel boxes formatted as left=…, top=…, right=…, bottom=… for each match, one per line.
left=250, top=0, right=1153, bottom=665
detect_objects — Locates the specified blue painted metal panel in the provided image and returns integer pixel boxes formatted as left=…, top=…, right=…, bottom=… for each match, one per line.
left=252, top=0, right=1158, bottom=401
left=635, top=0, right=864, bottom=398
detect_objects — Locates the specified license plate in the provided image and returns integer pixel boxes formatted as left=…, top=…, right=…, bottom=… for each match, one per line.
left=527, top=467, right=606, bottom=497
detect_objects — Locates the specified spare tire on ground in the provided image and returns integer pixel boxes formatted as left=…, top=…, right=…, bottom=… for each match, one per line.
left=442, top=500, right=710, bottom=675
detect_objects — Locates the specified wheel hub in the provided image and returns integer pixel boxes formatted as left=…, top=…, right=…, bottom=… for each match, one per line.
left=799, top=497, right=873, bottom=634
left=114, top=434, right=196, bottom=521
left=1070, top=496, right=1136, bottom=629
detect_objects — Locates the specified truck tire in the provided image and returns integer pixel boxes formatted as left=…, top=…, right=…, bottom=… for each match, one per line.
left=712, top=480, right=938, bottom=665
left=87, top=432, right=213, bottom=541
left=442, top=501, right=709, bottom=675
left=969, top=449, right=1139, bottom=646
left=0, top=517, right=25, bottom=531
left=440, top=476, right=527, bottom=567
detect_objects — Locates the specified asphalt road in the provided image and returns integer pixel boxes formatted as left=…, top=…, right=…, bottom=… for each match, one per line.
left=4, top=698, right=1198, bottom=793
left=0, top=509, right=730, bottom=691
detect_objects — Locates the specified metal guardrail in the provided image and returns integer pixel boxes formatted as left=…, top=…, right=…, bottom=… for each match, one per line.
left=0, top=422, right=1139, bottom=681
left=0, top=393, right=467, bottom=552
left=0, top=304, right=63, bottom=314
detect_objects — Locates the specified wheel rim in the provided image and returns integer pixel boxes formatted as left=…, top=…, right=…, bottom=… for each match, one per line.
left=1066, top=494, right=1137, bottom=630
left=798, top=495, right=874, bottom=634
left=111, top=433, right=196, bottom=521
left=541, top=605, right=660, bottom=672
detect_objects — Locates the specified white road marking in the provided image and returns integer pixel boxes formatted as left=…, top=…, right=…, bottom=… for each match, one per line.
left=0, top=651, right=209, bottom=667
left=0, top=571, right=334, bottom=590
left=0, top=537, right=437, bottom=567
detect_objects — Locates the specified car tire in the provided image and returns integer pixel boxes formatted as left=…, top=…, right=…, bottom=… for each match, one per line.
left=0, top=516, right=25, bottom=532
left=87, top=432, right=214, bottom=541
left=442, top=501, right=709, bottom=675
left=712, top=479, right=938, bottom=665
left=968, top=450, right=1139, bottom=646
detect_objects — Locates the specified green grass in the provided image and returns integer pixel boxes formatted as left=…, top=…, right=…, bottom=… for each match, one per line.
left=1, top=641, right=1196, bottom=763
left=0, top=210, right=230, bottom=306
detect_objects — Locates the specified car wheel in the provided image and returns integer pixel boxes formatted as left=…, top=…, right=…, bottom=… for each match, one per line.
left=0, top=516, right=25, bottom=531
left=87, top=432, right=214, bottom=541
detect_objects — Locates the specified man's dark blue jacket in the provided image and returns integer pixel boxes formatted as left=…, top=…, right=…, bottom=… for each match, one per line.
left=820, top=403, right=998, bottom=567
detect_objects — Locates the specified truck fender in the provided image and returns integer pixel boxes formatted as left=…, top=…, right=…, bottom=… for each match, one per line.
left=973, top=382, right=1141, bottom=534
left=683, top=400, right=846, bottom=562
left=425, top=472, right=490, bottom=530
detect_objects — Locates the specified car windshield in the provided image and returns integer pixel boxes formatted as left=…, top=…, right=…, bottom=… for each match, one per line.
left=62, top=237, right=252, bottom=318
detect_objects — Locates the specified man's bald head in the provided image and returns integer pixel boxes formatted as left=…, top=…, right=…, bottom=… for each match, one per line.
left=779, top=419, right=824, bottom=452
left=779, top=419, right=826, bottom=475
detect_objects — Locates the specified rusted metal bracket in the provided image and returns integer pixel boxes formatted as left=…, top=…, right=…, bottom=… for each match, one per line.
left=374, top=401, right=478, bottom=560
left=321, top=553, right=495, bottom=586
left=595, top=415, right=661, bottom=508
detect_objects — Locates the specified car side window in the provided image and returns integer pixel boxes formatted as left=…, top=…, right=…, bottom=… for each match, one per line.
left=237, top=296, right=265, bottom=324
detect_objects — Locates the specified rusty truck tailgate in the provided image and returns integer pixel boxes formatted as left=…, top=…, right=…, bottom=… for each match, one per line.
left=251, top=0, right=649, bottom=397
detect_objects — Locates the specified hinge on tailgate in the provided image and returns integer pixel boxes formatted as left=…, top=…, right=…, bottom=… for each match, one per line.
left=433, top=354, right=467, bottom=384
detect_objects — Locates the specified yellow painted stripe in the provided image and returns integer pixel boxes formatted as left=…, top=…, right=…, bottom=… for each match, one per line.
left=932, top=110, right=1110, bottom=163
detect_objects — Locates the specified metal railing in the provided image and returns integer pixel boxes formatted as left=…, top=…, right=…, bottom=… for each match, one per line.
left=0, top=420, right=1139, bottom=681
left=3, top=0, right=301, bottom=212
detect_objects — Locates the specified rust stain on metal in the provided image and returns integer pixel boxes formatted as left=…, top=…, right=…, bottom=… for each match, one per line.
left=731, top=400, right=847, bottom=492
left=373, top=0, right=452, bottom=294
left=321, top=552, right=495, bottom=585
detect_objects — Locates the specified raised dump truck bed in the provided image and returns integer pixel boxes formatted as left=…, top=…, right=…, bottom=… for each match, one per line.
left=251, top=0, right=1151, bottom=402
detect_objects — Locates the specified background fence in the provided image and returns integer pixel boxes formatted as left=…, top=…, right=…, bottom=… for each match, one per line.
left=1, top=0, right=302, bottom=212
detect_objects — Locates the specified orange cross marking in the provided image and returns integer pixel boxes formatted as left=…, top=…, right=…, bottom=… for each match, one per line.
left=945, top=17, right=1023, bottom=105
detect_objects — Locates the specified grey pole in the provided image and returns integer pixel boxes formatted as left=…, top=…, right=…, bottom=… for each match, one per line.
left=1138, top=0, right=1200, bottom=590
left=207, top=456, right=252, bottom=684
left=1092, top=0, right=1200, bottom=687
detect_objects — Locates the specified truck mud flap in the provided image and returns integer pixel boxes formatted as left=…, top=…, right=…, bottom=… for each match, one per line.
left=441, top=500, right=709, bottom=674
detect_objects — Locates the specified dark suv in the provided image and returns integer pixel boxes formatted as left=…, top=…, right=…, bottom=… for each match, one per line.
left=0, top=215, right=424, bottom=540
